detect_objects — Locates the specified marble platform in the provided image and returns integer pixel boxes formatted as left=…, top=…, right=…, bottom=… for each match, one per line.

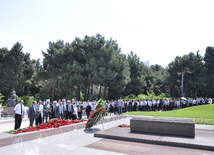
left=94, top=124, right=214, bottom=151
left=1, top=115, right=214, bottom=155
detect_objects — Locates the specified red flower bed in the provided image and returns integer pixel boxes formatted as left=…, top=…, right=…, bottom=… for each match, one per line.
left=118, top=124, right=130, bottom=128
left=10, top=119, right=86, bottom=134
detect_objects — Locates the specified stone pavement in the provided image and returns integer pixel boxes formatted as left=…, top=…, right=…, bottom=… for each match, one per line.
left=87, top=139, right=214, bottom=155
left=0, top=115, right=214, bottom=155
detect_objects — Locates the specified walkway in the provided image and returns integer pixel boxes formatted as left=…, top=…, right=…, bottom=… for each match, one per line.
left=0, top=115, right=214, bottom=155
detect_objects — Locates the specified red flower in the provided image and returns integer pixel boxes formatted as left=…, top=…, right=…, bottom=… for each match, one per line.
left=10, top=118, right=86, bottom=134
left=118, top=124, right=130, bottom=128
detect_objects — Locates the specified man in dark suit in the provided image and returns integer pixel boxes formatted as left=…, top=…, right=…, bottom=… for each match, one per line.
left=77, top=101, right=83, bottom=120
left=28, top=101, right=37, bottom=126
left=52, top=101, right=59, bottom=119
left=66, top=100, right=73, bottom=120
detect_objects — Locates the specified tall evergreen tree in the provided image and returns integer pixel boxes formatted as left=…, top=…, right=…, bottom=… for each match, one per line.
left=204, top=47, right=214, bottom=97
left=122, top=51, right=146, bottom=96
left=42, top=40, right=65, bottom=101
left=168, top=52, right=204, bottom=97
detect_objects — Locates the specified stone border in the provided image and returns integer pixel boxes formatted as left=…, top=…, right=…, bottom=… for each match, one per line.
left=130, top=117, right=195, bottom=138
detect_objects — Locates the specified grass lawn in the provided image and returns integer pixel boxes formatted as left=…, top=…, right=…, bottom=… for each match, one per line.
left=124, top=104, right=214, bottom=125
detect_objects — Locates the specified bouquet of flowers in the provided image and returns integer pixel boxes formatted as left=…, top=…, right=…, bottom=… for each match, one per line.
left=85, top=100, right=106, bottom=129
left=118, top=124, right=130, bottom=128
left=46, top=107, right=52, bottom=113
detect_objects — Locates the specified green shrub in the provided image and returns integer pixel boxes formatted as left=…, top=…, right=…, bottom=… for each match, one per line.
left=19, top=96, right=34, bottom=107
left=194, top=118, right=214, bottom=125
left=124, top=92, right=171, bottom=101
left=0, top=91, right=4, bottom=105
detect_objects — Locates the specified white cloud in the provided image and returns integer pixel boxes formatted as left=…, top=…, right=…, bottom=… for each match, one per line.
left=0, top=32, right=20, bottom=49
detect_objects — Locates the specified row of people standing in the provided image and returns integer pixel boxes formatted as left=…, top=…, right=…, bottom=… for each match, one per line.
left=105, top=97, right=214, bottom=113
left=14, top=98, right=98, bottom=129
left=28, top=99, right=84, bottom=127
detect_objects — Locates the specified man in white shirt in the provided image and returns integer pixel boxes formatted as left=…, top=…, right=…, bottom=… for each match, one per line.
left=118, top=97, right=123, bottom=115
left=91, top=102, right=95, bottom=112
left=43, top=99, right=50, bottom=123
left=72, top=102, right=78, bottom=120
left=148, top=100, right=152, bottom=111
left=58, top=102, right=64, bottom=119
left=36, top=100, right=43, bottom=124
left=62, top=99, right=67, bottom=119
left=13, top=100, right=25, bottom=130
left=143, top=100, right=147, bottom=111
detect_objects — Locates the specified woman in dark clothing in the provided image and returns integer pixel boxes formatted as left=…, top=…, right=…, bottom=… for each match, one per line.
left=128, top=100, right=132, bottom=112
left=109, top=103, right=114, bottom=115
left=86, top=103, right=91, bottom=119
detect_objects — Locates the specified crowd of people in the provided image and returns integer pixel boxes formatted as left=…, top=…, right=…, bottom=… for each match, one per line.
left=105, top=97, right=214, bottom=114
left=13, top=97, right=213, bottom=130
left=14, top=99, right=96, bottom=130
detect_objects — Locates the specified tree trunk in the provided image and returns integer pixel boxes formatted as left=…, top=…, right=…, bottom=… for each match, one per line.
left=52, top=79, right=55, bottom=102
left=89, top=84, right=93, bottom=101
left=168, top=86, right=171, bottom=96
left=104, top=85, right=107, bottom=100
left=87, top=86, right=90, bottom=101
left=181, top=70, right=185, bottom=97
left=65, top=89, right=68, bottom=101
left=195, top=89, right=197, bottom=99
left=76, top=85, right=80, bottom=101
left=184, top=82, right=188, bottom=97
left=98, top=85, right=102, bottom=99
left=84, top=88, right=87, bottom=101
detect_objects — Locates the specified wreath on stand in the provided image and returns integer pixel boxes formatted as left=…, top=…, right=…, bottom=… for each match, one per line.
left=85, top=100, right=106, bottom=129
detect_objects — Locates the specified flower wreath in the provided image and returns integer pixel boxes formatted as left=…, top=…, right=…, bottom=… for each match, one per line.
left=85, top=100, right=106, bottom=129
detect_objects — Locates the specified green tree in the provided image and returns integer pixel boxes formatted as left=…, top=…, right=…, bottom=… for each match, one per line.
left=149, top=64, right=168, bottom=95
left=204, top=47, right=214, bottom=97
left=0, top=42, right=37, bottom=100
left=42, top=40, right=65, bottom=101
left=122, top=51, right=146, bottom=96
left=168, top=52, right=204, bottom=97
left=108, top=53, right=131, bottom=98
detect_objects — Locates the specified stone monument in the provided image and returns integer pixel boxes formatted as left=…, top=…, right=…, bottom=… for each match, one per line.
left=5, top=91, right=18, bottom=107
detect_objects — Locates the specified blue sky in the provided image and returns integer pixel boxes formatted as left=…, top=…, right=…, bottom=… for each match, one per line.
left=1, top=0, right=214, bottom=67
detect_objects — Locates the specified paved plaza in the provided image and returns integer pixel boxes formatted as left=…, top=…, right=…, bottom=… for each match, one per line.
left=0, top=115, right=214, bottom=155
